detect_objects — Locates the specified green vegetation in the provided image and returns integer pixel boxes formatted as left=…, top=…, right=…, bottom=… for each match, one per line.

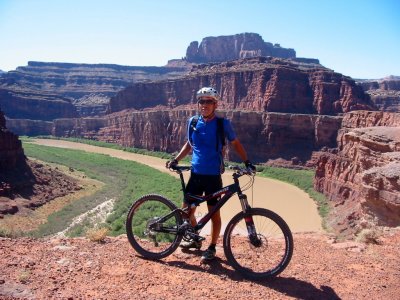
left=21, top=137, right=329, bottom=236
left=130, top=197, right=180, bottom=242
left=22, top=142, right=183, bottom=237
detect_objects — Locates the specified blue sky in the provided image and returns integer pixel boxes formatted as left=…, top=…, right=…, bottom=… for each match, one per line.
left=0, top=0, right=399, bottom=79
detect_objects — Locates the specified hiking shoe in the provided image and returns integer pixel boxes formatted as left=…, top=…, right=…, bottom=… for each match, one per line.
left=180, top=239, right=202, bottom=250
left=201, top=248, right=216, bottom=261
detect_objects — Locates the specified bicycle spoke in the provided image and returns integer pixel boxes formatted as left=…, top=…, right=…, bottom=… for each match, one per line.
left=224, top=208, right=293, bottom=279
left=126, top=195, right=183, bottom=259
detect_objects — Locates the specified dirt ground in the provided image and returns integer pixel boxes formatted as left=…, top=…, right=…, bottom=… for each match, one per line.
left=1, top=230, right=399, bottom=300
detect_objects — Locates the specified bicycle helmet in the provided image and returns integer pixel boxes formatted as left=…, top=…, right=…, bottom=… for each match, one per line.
left=196, top=87, right=220, bottom=101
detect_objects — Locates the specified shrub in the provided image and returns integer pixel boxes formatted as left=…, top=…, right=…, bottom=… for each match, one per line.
left=86, top=227, right=109, bottom=243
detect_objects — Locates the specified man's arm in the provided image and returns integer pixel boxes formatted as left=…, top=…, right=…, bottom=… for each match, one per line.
left=230, top=139, right=248, bottom=162
left=174, top=141, right=192, bottom=162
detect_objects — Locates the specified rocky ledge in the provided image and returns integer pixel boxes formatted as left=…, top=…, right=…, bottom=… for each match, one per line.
left=314, top=111, right=400, bottom=237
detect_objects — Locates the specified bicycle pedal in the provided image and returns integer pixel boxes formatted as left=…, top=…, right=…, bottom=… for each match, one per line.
left=187, top=231, right=205, bottom=242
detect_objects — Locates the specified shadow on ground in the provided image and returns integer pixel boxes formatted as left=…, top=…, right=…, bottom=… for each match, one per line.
left=142, top=255, right=341, bottom=300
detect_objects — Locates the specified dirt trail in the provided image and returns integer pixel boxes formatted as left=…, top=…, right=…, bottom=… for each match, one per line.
left=1, top=230, right=399, bottom=299
left=31, top=139, right=323, bottom=234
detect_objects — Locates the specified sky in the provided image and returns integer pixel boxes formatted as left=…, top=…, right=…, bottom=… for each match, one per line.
left=0, top=0, right=399, bottom=79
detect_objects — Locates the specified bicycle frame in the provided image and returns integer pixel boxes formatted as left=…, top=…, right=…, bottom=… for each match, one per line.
left=127, top=164, right=294, bottom=279
left=176, top=168, right=253, bottom=233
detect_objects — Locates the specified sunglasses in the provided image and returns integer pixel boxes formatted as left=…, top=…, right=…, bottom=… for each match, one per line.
left=198, top=99, right=215, bottom=105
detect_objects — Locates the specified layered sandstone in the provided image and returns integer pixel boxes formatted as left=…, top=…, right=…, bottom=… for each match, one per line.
left=185, top=33, right=298, bottom=63
left=109, top=57, right=374, bottom=115
left=0, top=61, right=189, bottom=117
left=314, top=111, right=400, bottom=236
left=47, top=109, right=342, bottom=164
left=0, top=88, right=78, bottom=121
left=358, top=76, right=400, bottom=112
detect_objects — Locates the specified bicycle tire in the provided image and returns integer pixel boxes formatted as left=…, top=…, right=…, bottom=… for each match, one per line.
left=223, top=208, right=293, bottom=280
left=126, top=194, right=183, bottom=259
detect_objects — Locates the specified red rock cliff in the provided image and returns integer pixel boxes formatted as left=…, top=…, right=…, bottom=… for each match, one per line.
left=51, top=109, right=342, bottom=164
left=314, top=111, right=400, bottom=237
left=108, top=57, right=374, bottom=115
left=185, top=33, right=297, bottom=63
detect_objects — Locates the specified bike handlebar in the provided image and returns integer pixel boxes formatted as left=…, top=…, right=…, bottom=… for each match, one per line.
left=228, top=165, right=256, bottom=176
left=168, top=165, right=191, bottom=172
left=168, top=164, right=256, bottom=176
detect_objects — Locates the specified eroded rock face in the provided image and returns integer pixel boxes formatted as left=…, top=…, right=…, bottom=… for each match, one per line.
left=0, top=109, right=25, bottom=170
left=358, top=76, right=400, bottom=112
left=0, top=108, right=81, bottom=217
left=0, top=88, right=78, bottom=121
left=314, top=111, right=400, bottom=236
left=0, top=61, right=189, bottom=118
left=109, top=57, right=374, bottom=115
left=185, top=33, right=297, bottom=63
left=49, top=109, right=342, bottom=164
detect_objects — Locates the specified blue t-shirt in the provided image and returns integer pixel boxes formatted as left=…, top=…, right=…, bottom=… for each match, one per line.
left=188, top=115, right=236, bottom=175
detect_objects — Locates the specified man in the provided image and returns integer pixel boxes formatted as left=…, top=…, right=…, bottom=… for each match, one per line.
left=166, top=87, right=255, bottom=261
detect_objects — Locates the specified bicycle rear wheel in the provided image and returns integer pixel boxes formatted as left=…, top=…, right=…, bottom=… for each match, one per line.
left=223, top=208, right=293, bottom=280
left=126, top=194, right=183, bottom=259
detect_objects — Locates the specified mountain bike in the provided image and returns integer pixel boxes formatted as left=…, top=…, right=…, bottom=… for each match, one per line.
left=126, top=164, right=293, bottom=280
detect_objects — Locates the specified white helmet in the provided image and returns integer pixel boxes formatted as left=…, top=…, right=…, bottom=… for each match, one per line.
left=196, top=87, right=220, bottom=101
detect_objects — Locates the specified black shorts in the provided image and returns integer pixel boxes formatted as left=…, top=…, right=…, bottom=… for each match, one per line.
left=185, top=172, right=223, bottom=206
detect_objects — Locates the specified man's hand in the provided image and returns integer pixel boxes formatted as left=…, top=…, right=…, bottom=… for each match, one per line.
left=166, top=159, right=178, bottom=169
left=244, top=160, right=256, bottom=172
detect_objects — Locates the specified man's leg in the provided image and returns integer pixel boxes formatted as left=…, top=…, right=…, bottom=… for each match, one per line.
left=201, top=205, right=221, bottom=261
left=182, top=202, right=197, bottom=227
left=180, top=203, right=202, bottom=249
left=208, top=205, right=221, bottom=245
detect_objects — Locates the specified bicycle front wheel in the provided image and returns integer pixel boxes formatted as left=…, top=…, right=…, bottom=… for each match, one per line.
left=223, top=208, right=293, bottom=280
left=126, top=194, right=183, bottom=259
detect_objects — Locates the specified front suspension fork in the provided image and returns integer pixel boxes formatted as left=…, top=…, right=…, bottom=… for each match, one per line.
left=239, top=193, right=262, bottom=247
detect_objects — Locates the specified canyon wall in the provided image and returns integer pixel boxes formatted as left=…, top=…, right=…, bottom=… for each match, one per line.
left=109, top=57, right=374, bottom=115
left=0, top=109, right=25, bottom=170
left=0, top=88, right=78, bottom=121
left=0, top=108, right=26, bottom=212
left=45, top=109, right=342, bottom=165
left=314, top=111, right=400, bottom=236
left=0, top=62, right=189, bottom=117
left=357, top=76, right=400, bottom=112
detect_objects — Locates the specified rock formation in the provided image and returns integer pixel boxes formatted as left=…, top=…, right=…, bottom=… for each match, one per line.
left=0, top=88, right=78, bottom=121
left=0, top=109, right=25, bottom=170
left=40, top=109, right=342, bottom=165
left=0, top=61, right=189, bottom=117
left=185, top=33, right=299, bottom=63
left=0, top=107, right=82, bottom=217
left=357, top=76, right=400, bottom=112
left=0, top=107, right=26, bottom=214
left=314, top=111, right=400, bottom=237
left=108, top=57, right=374, bottom=115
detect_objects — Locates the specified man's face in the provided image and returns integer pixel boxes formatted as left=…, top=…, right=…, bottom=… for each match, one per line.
left=198, top=97, right=217, bottom=117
